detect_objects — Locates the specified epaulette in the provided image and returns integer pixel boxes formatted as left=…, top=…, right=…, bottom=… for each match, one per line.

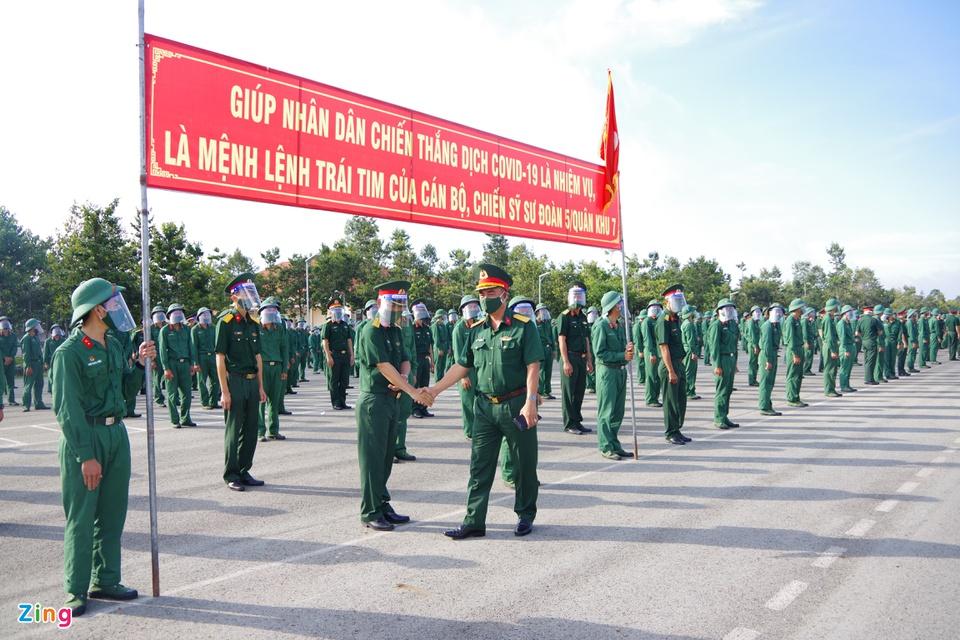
left=372, top=318, right=381, bottom=328
left=561, top=309, right=571, bottom=316
left=250, top=316, right=260, bottom=325
left=221, top=312, right=234, bottom=324
left=513, top=314, right=530, bottom=323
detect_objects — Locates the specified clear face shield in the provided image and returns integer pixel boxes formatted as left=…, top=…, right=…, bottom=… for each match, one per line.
left=769, top=308, right=784, bottom=324
left=152, top=311, right=167, bottom=325
left=567, top=287, right=586, bottom=308
left=412, top=303, right=430, bottom=322
left=365, top=306, right=377, bottom=320
left=512, top=303, right=535, bottom=319
left=199, top=311, right=212, bottom=326
left=752, top=309, right=762, bottom=321
left=845, top=310, right=855, bottom=321
left=536, top=308, right=551, bottom=322
left=297, top=321, right=307, bottom=330
left=665, top=292, right=687, bottom=314
left=647, top=305, right=662, bottom=319
left=379, top=294, right=408, bottom=327
left=260, top=307, right=281, bottom=325
left=103, top=291, right=136, bottom=332
left=330, top=307, right=344, bottom=322
left=719, top=306, right=738, bottom=323
left=169, top=310, right=186, bottom=324
left=231, top=281, right=262, bottom=311
left=51, top=327, right=65, bottom=339
left=586, top=309, right=599, bottom=323
left=0, top=320, right=11, bottom=332
left=462, top=302, right=482, bottom=321
left=447, top=312, right=458, bottom=324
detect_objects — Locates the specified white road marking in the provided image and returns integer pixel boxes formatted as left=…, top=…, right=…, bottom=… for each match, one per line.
left=811, top=546, right=846, bottom=568
left=915, top=467, right=934, bottom=478
left=875, top=499, right=899, bottom=513
left=723, top=628, right=760, bottom=640
left=897, top=481, right=920, bottom=494
left=0, top=436, right=26, bottom=446
left=765, top=580, right=808, bottom=611
left=932, top=455, right=947, bottom=464
left=27, top=424, right=61, bottom=433
left=954, top=436, right=960, bottom=444
left=845, top=518, right=876, bottom=537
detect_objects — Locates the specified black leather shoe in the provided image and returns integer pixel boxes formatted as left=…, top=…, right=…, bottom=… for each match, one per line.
left=382, top=505, right=410, bottom=524
left=714, top=422, right=733, bottom=430
left=646, top=402, right=663, bottom=408
left=126, top=413, right=142, bottom=418
left=240, top=475, right=265, bottom=487
left=279, top=410, right=293, bottom=415
left=173, top=423, right=181, bottom=429
left=395, top=451, right=416, bottom=461
left=514, top=519, right=533, bottom=536
left=422, top=410, right=435, bottom=417
left=665, top=435, right=686, bottom=445
left=444, top=525, right=485, bottom=539
left=412, top=411, right=425, bottom=419
left=333, top=405, right=344, bottom=410
left=578, top=426, right=593, bottom=433
left=564, top=426, right=585, bottom=435
left=688, top=394, right=702, bottom=400
left=227, top=481, right=245, bottom=491
left=259, top=436, right=269, bottom=442
left=679, top=433, right=693, bottom=442
left=760, top=409, right=782, bottom=416
left=181, top=420, right=198, bottom=427
left=268, top=433, right=286, bottom=440
left=340, top=404, right=353, bottom=410
left=363, top=518, right=395, bottom=531
left=547, top=394, right=557, bottom=400
left=865, top=381, right=879, bottom=385
left=724, top=420, right=740, bottom=428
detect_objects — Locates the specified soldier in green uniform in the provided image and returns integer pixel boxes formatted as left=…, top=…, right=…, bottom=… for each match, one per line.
left=552, top=317, right=561, bottom=365
left=883, top=308, right=900, bottom=380
left=904, top=309, right=919, bottom=373
left=945, top=310, right=959, bottom=361
left=0, top=315, right=18, bottom=405
left=44, top=324, right=66, bottom=393
left=158, top=303, right=197, bottom=428
left=658, top=285, right=690, bottom=444
left=411, top=300, right=434, bottom=418
left=284, top=316, right=299, bottom=393
left=431, top=310, right=449, bottom=382
left=501, top=296, right=540, bottom=486
left=918, top=307, right=932, bottom=368
left=744, top=306, right=762, bottom=387
left=354, top=300, right=377, bottom=378
left=452, top=295, right=483, bottom=439
left=857, top=305, right=884, bottom=384
left=758, top=303, right=784, bottom=415
left=21, top=318, right=48, bottom=411
left=309, top=326, right=322, bottom=373
left=701, top=311, right=713, bottom=366
left=355, top=280, right=427, bottom=531
left=928, top=308, right=943, bottom=365
left=852, top=309, right=863, bottom=365
left=322, top=294, right=354, bottom=410
left=256, top=298, right=288, bottom=442
left=558, top=282, right=594, bottom=435
left=781, top=298, right=807, bottom=406
left=640, top=300, right=662, bottom=407
left=708, top=299, right=740, bottom=429
left=872, top=305, right=889, bottom=383
left=445, top=310, right=458, bottom=375
left=429, top=264, right=543, bottom=539
left=821, top=298, right=842, bottom=397
left=802, top=307, right=817, bottom=376
left=122, top=327, right=145, bottom=418
left=215, top=273, right=268, bottom=491
left=585, top=306, right=599, bottom=393
left=681, top=305, right=702, bottom=401
left=394, top=308, right=418, bottom=462
left=592, top=291, right=635, bottom=459
left=295, top=320, right=309, bottom=382
left=632, top=309, right=646, bottom=387
left=895, top=310, right=911, bottom=376
left=52, top=277, right=154, bottom=616
left=149, top=306, right=167, bottom=406
left=837, top=305, right=858, bottom=393
left=536, top=304, right=555, bottom=399
left=816, top=309, right=827, bottom=373
left=191, top=307, right=220, bottom=409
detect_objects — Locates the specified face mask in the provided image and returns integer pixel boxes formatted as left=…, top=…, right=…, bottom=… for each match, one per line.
left=512, top=303, right=534, bottom=319
left=647, top=305, right=662, bottom=319
left=330, top=307, right=344, bottom=322
left=752, top=309, right=762, bottom=321
left=536, top=309, right=551, bottom=322
left=152, top=312, right=167, bottom=324
left=169, top=311, right=186, bottom=324
left=481, top=295, right=504, bottom=315
left=231, top=281, right=262, bottom=311
left=567, top=288, right=586, bottom=308
left=378, top=294, right=408, bottom=327
left=769, top=308, right=784, bottom=324
left=586, top=310, right=600, bottom=323
left=198, top=312, right=212, bottom=325
left=103, top=291, right=136, bottom=332
left=462, top=302, right=482, bottom=320
left=665, top=292, right=686, bottom=314
left=261, top=308, right=281, bottom=325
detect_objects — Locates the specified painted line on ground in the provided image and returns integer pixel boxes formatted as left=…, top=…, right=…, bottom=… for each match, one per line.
left=811, top=545, right=846, bottom=569
left=723, top=628, right=760, bottom=640
left=0, top=436, right=27, bottom=446
left=915, top=467, right=934, bottom=478
left=765, top=580, right=808, bottom=611
left=845, top=518, right=876, bottom=537
left=896, top=481, right=919, bottom=494
left=875, top=499, right=899, bottom=513
left=932, top=455, right=947, bottom=464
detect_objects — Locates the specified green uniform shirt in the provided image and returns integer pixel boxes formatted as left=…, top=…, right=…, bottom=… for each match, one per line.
left=259, top=323, right=289, bottom=364
left=401, top=321, right=417, bottom=376
left=558, top=308, right=590, bottom=353
left=682, top=318, right=702, bottom=358
left=43, top=336, right=65, bottom=367
left=655, top=313, right=685, bottom=362
left=461, top=311, right=543, bottom=395
left=0, top=332, right=19, bottom=361
left=191, top=324, right=217, bottom=360
left=857, top=315, right=884, bottom=346
left=708, top=319, right=739, bottom=361
left=822, top=315, right=840, bottom=353
left=214, top=310, right=261, bottom=373
left=431, top=321, right=450, bottom=351
left=837, top=318, right=855, bottom=351
left=158, top=324, right=194, bottom=370
left=537, top=320, right=554, bottom=356
left=21, top=332, right=42, bottom=364
left=308, top=332, right=321, bottom=351
left=322, top=320, right=352, bottom=352
left=592, top=317, right=628, bottom=366
left=802, top=319, right=817, bottom=349
left=759, top=320, right=781, bottom=360
left=357, top=318, right=408, bottom=394
left=781, top=315, right=803, bottom=357
left=451, top=318, right=478, bottom=365
left=51, top=329, right=126, bottom=462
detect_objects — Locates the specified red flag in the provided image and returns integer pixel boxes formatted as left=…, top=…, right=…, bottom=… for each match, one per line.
left=599, top=70, right=619, bottom=214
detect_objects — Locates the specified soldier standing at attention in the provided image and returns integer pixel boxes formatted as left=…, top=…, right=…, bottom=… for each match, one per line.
left=21, top=318, right=48, bottom=411
left=701, top=311, right=713, bottom=366
left=431, top=310, right=449, bottom=382
left=394, top=308, right=418, bottom=463
left=782, top=298, right=808, bottom=407
left=821, top=299, right=842, bottom=397
left=284, top=316, right=299, bottom=394
left=905, top=309, right=920, bottom=373
left=744, top=306, right=762, bottom=387
left=215, top=273, right=267, bottom=492
left=709, top=299, right=740, bottom=429
left=411, top=300, right=434, bottom=418
left=658, top=285, right=691, bottom=445
left=158, top=303, right=197, bottom=428
left=256, top=297, right=288, bottom=442
left=585, top=306, right=599, bottom=394
left=640, top=300, right=662, bottom=407
left=52, top=277, right=155, bottom=616
left=44, top=324, right=67, bottom=394
left=857, top=305, right=884, bottom=384
left=149, top=306, right=167, bottom=407
left=917, top=307, right=931, bottom=369
left=632, top=307, right=646, bottom=388
left=452, top=295, right=483, bottom=439
left=192, top=307, right=220, bottom=409
left=872, top=305, right=889, bottom=383
left=837, top=305, right=858, bottom=393
left=802, top=307, right=817, bottom=377
left=322, top=294, right=354, bottom=411
left=896, top=310, right=911, bottom=376
left=592, top=291, right=635, bottom=459
left=309, top=325, right=322, bottom=373
left=758, top=304, right=785, bottom=416
left=928, top=308, right=943, bottom=365
left=0, top=315, right=18, bottom=405
left=355, top=280, right=428, bottom=531
left=536, top=304, right=556, bottom=399
left=429, top=264, right=543, bottom=539
left=558, top=282, right=593, bottom=435
left=945, top=309, right=959, bottom=361
left=681, top=305, right=702, bottom=401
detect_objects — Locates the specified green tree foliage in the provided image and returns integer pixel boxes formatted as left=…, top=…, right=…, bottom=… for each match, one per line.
left=0, top=206, right=50, bottom=322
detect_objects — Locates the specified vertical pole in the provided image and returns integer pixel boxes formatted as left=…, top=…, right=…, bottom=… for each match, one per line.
left=305, top=259, right=310, bottom=325
left=616, top=191, right=641, bottom=460
left=138, top=0, right=161, bottom=596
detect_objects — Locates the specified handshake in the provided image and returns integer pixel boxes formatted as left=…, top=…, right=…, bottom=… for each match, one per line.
left=414, top=387, right=437, bottom=406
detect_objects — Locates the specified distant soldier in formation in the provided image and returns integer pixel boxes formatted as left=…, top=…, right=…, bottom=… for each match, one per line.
left=896, top=309, right=911, bottom=377
left=558, top=282, right=593, bottom=435
left=21, top=318, right=48, bottom=411
left=394, top=307, right=417, bottom=462
left=592, top=291, right=634, bottom=459
left=872, top=305, right=889, bottom=383
left=44, top=324, right=66, bottom=394
left=858, top=304, right=884, bottom=384
left=708, top=299, right=739, bottom=429
left=411, top=300, right=434, bottom=418
left=917, top=307, right=931, bottom=369
left=431, top=309, right=449, bottom=382
left=149, top=305, right=167, bottom=406
left=782, top=299, right=808, bottom=407
left=945, top=309, right=959, bottom=361
left=744, top=305, right=762, bottom=387
left=158, top=303, right=197, bottom=428
left=535, top=304, right=555, bottom=399
left=452, top=295, right=482, bottom=439
left=658, top=284, right=691, bottom=444
left=928, top=308, right=943, bottom=365
left=309, top=326, right=322, bottom=374
left=0, top=315, right=18, bottom=405
left=758, top=303, right=785, bottom=416
left=192, top=307, right=220, bottom=409
left=837, top=304, right=857, bottom=393
left=802, top=307, right=817, bottom=377
left=322, top=294, right=353, bottom=411
left=640, top=299, right=662, bottom=407
left=256, top=297, right=288, bottom=442
left=821, top=299, right=842, bottom=397
left=584, top=305, right=599, bottom=394
left=681, top=305, right=702, bottom=401
left=445, top=309, right=459, bottom=374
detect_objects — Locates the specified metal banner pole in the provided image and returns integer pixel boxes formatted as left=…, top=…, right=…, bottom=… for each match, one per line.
left=138, top=0, right=161, bottom=597
left=615, top=190, right=641, bottom=460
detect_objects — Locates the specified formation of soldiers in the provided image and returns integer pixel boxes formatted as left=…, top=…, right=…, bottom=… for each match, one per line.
left=3, top=269, right=959, bottom=618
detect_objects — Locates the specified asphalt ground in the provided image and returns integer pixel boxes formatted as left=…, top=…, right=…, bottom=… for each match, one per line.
left=2, top=356, right=959, bottom=639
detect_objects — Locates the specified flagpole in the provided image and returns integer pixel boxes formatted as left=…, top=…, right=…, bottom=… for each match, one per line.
left=615, top=190, right=640, bottom=460
left=138, top=0, right=161, bottom=597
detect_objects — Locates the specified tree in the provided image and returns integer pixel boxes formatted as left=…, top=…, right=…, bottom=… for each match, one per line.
left=0, top=206, right=50, bottom=322
left=482, top=234, right=510, bottom=266
left=148, top=222, right=209, bottom=315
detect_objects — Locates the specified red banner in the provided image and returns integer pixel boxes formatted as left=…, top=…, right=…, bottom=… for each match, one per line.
left=144, top=35, right=620, bottom=249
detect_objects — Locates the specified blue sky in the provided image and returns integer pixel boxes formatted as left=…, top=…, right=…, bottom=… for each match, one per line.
left=0, top=0, right=957, bottom=295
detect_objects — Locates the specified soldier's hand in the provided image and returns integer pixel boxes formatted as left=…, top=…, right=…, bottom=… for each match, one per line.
left=415, top=387, right=434, bottom=406
left=259, top=387, right=267, bottom=403
left=460, top=377, right=472, bottom=390
left=164, top=369, right=174, bottom=380
left=754, top=347, right=760, bottom=355
left=350, top=356, right=355, bottom=368
left=586, top=361, right=594, bottom=374
left=44, top=363, right=49, bottom=371
left=81, top=458, right=103, bottom=491
left=714, top=366, right=722, bottom=377
left=3, top=356, right=11, bottom=365
left=0, top=407, right=4, bottom=423
left=139, top=340, right=157, bottom=362
left=326, top=356, right=334, bottom=368
left=668, top=370, right=678, bottom=384
left=563, top=361, right=573, bottom=376
left=649, top=355, right=657, bottom=364
left=25, top=367, right=33, bottom=377
left=691, top=354, right=698, bottom=361
left=521, top=400, right=538, bottom=429
left=831, top=352, right=839, bottom=360
left=793, top=355, right=801, bottom=365
left=765, top=362, right=773, bottom=371
left=222, top=391, right=232, bottom=411
left=281, top=372, right=287, bottom=380
left=190, top=365, right=200, bottom=374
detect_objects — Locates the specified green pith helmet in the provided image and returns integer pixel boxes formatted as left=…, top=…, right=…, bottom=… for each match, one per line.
left=167, top=303, right=184, bottom=315
left=715, top=298, right=734, bottom=311
left=197, top=306, right=211, bottom=316
left=598, top=291, right=620, bottom=314
left=260, top=297, right=280, bottom=310
left=151, top=305, right=165, bottom=314
left=363, top=299, right=377, bottom=311
left=765, top=303, right=785, bottom=314
left=840, top=304, right=853, bottom=315
left=788, top=298, right=806, bottom=313
left=825, top=297, right=840, bottom=311
left=646, top=299, right=661, bottom=309
left=508, top=295, right=535, bottom=309
left=25, top=318, right=41, bottom=332
left=71, top=278, right=125, bottom=326
left=459, top=295, right=479, bottom=310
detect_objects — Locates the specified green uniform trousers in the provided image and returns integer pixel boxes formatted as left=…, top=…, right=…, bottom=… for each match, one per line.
left=413, top=354, right=431, bottom=414
left=758, top=356, right=778, bottom=411
left=948, top=335, right=957, bottom=361
left=459, top=371, right=478, bottom=439
left=897, top=346, right=908, bottom=374
left=4, top=361, right=16, bottom=403
left=586, top=367, right=596, bottom=392
left=298, top=352, right=308, bottom=380
left=747, top=348, right=759, bottom=386
left=165, top=361, right=193, bottom=425
left=23, top=360, right=44, bottom=408
left=713, top=355, right=735, bottom=424
left=874, top=346, right=887, bottom=382
left=683, top=353, right=698, bottom=398
left=561, top=354, right=587, bottom=430
left=434, top=351, right=447, bottom=383
left=153, top=364, right=165, bottom=404
left=311, top=349, right=322, bottom=373
left=928, top=340, right=940, bottom=364
left=538, top=355, right=553, bottom=395
left=596, top=363, right=627, bottom=453
left=818, top=344, right=825, bottom=373
left=659, top=358, right=687, bottom=436
left=804, top=347, right=815, bottom=375
left=862, top=343, right=878, bottom=383
left=357, top=391, right=399, bottom=522
left=918, top=341, right=928, bottom=367
left=123, top=366, right=144, bottom=417
left=839, top=352, right=855, bottom=390
left=328, top=353, right=350, bottom=407
left=636, top=353, right=645, bottom=384
left=59, top=423, right=130, bottom=595
left=823, top=355, right=839, bottom=394
left=257, top=361, right=284, bottom=437
left=785, top=354, right=804, bottom=402
left=223, top=374, right=260, bottom=483
left=644, top=356, right=661, bottom=405
left=462, top=395, right=538, bottom=529
left=395, top=369, right=415, bottom=455
left=907, top=344, right=918, bottom=371
left=197, top=354, right=220, bottom=407
left=884, top=343, right=897, bottom=378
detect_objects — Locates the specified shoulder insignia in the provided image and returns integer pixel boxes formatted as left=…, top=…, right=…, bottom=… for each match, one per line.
left=250, top=316, right=260, bottom=325
left=513, top=314, right=529, bottom=323
left=561, top=309, right=571, bottom=316
left=222, top=313, right=234, bottom=324
left=82, top=335, right=94, bottom=349
left=372, top=318, right=381, bottom=328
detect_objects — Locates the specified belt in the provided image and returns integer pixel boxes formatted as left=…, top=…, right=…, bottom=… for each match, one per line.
left=721, top=352, right=736, bottom=357
left=176, top=358, right=188, bottom=363
left=229, top=371, right=257, bottom=379
left=480, top=387, right=526, bottom=404
left=567, top=351, right=587, bottom=359
left=87, top=415, right=120, bottom=426
left=266, top=361, right=280, bottom=366
left=202, top=352, right=213, bottom=356
left=599, top=362, right=624, bottom=368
